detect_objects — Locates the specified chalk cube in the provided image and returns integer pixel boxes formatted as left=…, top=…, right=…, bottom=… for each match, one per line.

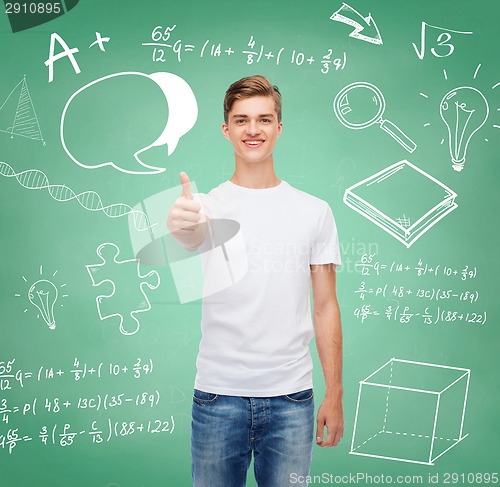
left=350, top=358, right=470, bottom=465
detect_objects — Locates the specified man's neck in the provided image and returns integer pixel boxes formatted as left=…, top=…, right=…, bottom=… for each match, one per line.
left=230, top=159, right=281, bottom=189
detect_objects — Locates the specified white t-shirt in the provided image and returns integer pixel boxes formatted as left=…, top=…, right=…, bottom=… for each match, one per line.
left=193, top=180, right=341, bottom=397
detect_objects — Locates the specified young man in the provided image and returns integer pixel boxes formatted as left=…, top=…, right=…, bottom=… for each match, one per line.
left=167, top=75, right=343, bottom=486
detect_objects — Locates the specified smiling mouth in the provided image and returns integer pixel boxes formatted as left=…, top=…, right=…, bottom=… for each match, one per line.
left=244, top=140, right=264, bottom=147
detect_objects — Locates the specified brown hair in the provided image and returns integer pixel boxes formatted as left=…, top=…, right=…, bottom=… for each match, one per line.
left=223, top=75, right=282, bottom=123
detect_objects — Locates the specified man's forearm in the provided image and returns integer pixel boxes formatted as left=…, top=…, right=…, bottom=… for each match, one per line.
left=314, top=302, right=343, bottom=398
left=313, top=296, right=344, bottom=447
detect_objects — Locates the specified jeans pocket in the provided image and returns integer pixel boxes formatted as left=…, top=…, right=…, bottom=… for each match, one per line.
left=284, top=388, right=314, bottom=403
left=193, top=389, right=219, bottom=405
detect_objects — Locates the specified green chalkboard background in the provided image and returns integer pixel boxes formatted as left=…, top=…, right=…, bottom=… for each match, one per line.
left=0, top=0, right=498, bottom=485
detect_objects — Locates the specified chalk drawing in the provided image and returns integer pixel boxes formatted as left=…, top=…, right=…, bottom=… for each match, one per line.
left=412, top=22, right=472, bottom=60
left=89, top=32, right=110, bottom=51
left=351, top=358, right=470, bottom=465
left=330, top=3, right=383, bottom=45
left=0, top=75, right=45, bottom=144
left=15, top=265, right=68, bottom=330
left=440, top=86, right=489, bottom=172
left=343, top=160, right=457, bottom=248
left=333, top=82, right=417, bottom=153
left=0, top=161, right=154, bottom=232
left=60, top=71, right=198, bottom=175
left=86, top=243, right=160, bottom=336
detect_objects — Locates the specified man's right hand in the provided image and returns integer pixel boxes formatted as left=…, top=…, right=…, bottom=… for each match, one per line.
left=167, top=172, right=208, bottom=248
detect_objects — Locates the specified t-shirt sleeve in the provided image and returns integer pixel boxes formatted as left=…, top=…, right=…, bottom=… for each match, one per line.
left=310, top=203, right=342, bottom=266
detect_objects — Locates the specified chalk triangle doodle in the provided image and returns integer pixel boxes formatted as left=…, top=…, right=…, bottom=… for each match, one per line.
left=0, top=76, right=45, bottom=144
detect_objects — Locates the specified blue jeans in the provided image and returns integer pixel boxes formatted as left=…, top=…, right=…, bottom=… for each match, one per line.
left=191, top=388, right=314, bottom=487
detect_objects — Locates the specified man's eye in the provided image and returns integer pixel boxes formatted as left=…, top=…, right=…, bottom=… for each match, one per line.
left=236, top=119, right=246, bottom=124
left=261, top=119, right=271, bottom=123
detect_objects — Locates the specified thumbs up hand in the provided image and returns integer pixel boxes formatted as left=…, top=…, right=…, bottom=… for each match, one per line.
left=180, top=171, right=194, bottom=200
left=167, top=172, right=208, bottom=249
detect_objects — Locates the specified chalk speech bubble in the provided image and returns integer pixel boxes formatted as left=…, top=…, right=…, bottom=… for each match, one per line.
left=60, top=71, right=198, bottom=175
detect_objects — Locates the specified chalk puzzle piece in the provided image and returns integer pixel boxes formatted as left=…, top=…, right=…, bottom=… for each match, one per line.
left=86, top=242, right=160, bottom=335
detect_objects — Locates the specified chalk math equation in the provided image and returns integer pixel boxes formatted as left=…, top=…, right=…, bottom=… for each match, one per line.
left=0, top=356, right=177, bottom=455
left=1, top=417, right=175, bottom=455
left=356, top=254, right=477, bottom=279
left=351, top=254, right=485, bottom=326
left=0, top=357, right=153, bottom=390
left=354, top=304, right=486, bottom=325
left=142, top=24, right=347, bottom=75
left=355, top=284, right=479, bottom=303
left=1, top=390, right=161, bottom=424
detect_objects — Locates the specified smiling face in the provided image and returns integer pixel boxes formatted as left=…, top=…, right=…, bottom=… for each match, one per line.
left=222, top=96, right=283, bottom=167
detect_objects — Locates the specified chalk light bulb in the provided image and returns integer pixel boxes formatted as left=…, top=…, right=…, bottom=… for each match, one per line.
left=440, top=87, right=489, bottom=172
left=28, top=279, right=58, bottom=330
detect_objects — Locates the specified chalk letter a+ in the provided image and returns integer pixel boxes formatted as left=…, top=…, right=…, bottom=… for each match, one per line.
left=44, top=33, right=81, bottom=83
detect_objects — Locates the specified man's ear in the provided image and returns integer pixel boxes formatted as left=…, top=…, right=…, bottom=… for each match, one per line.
left=222, top=123, right=230, bottom=140
left=278, top=121, right=283, bottom=136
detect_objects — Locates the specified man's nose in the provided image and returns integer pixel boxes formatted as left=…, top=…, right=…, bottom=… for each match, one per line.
left=246, top=119, right=260, bottom=135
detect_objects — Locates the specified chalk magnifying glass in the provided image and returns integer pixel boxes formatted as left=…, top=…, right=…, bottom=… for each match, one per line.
left=333, top=82, right=417, bottom=153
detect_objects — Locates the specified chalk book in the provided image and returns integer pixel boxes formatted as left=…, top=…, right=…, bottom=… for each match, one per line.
left=343, top=160, right=457, bottom=248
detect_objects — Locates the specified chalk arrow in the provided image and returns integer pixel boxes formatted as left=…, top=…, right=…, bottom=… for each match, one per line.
left=330, top=3, right=383, bottom=45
